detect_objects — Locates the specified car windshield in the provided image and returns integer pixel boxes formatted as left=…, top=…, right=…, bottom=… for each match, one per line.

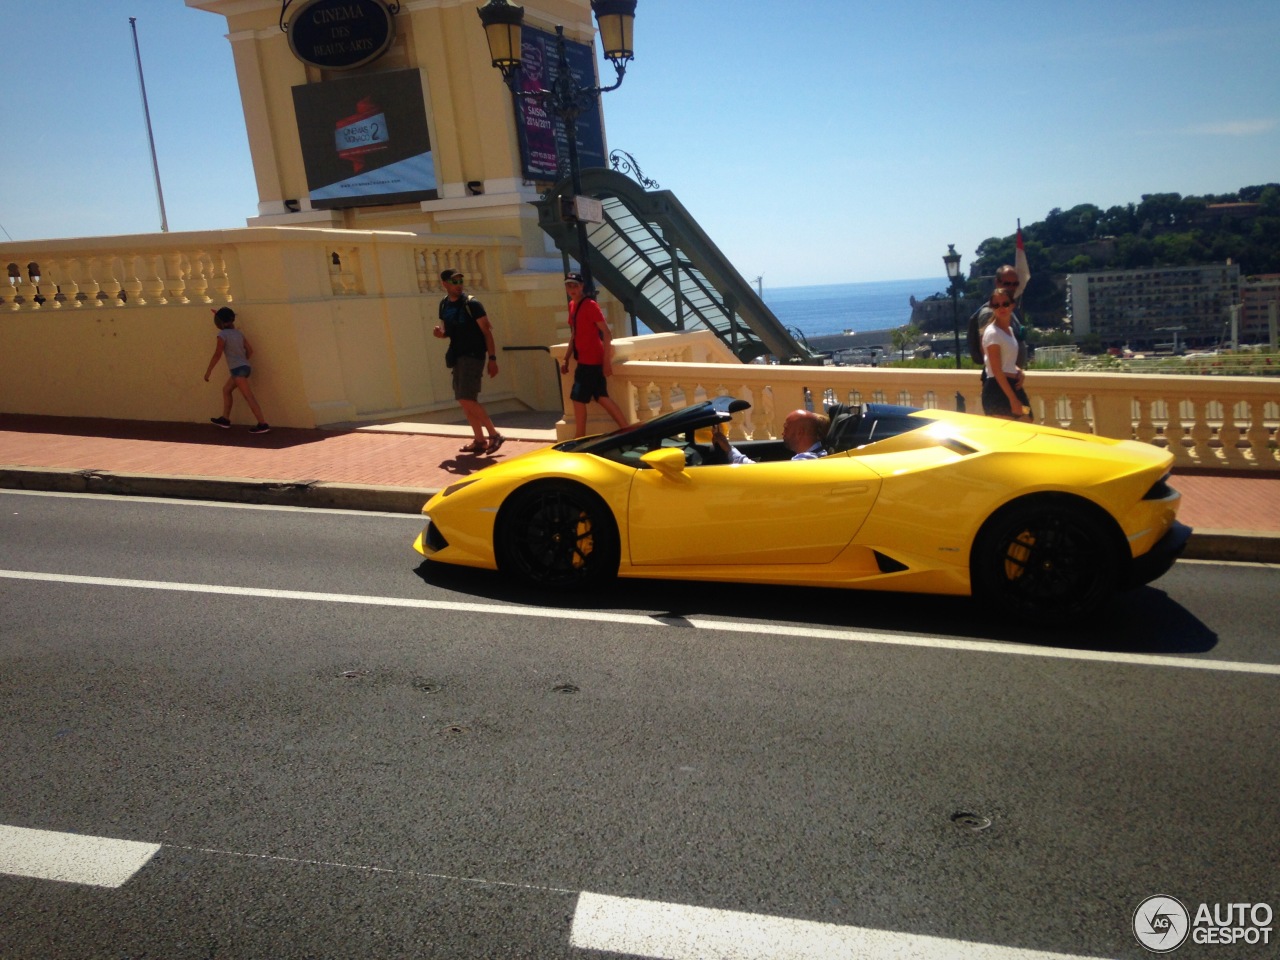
left=552, top=399, right=936, bottom=461
left=555, top=398, right=745, bottom=456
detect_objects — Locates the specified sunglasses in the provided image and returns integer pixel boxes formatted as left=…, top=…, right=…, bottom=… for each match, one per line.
left=992, top=301, right=1013, bottom=308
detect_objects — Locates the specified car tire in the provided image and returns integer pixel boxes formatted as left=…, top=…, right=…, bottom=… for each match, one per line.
left=970, top=499, right=1119, bottom=622
left=495, top=480, right=620, bottom=589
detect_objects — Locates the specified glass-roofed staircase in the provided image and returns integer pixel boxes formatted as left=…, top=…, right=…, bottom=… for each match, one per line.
left=533, top=167, right=816, bottom=363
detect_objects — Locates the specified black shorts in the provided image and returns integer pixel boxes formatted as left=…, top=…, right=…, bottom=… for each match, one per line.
left=981, top=375, right=1030, bottom=418
left=451, top=354, right=485, bottom=401
left=570, top=363, right=609, bottom=403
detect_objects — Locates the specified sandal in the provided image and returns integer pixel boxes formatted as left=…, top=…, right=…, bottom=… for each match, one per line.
left=459, top=439, right=486, bottom=453
left=485, top=434, right=507, bottom=454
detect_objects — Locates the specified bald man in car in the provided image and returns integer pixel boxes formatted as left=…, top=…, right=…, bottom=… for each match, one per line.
left=711, top=408, right=830, bottom=464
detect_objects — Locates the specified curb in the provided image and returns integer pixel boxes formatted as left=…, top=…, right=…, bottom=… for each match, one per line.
left=3, top=466, right=1277, bottom=563
left=1181, top=529, right=1280, bottom=564
left=0, top=467, right=434, bottom=515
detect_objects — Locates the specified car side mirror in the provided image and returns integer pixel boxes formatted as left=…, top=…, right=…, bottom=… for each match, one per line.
left=639, top=447, right=689, bottom=481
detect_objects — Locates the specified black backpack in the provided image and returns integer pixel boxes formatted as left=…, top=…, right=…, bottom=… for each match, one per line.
left=966, top=308, right=986, bottom=365
left=439, top=295, right=484, bottom=367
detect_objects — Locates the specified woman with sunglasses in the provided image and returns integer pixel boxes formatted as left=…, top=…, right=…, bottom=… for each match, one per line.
left=980, top=287, right=1032, bottom=421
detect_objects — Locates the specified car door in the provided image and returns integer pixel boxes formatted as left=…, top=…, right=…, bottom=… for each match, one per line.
left=627, top=454, right=882, bottom=566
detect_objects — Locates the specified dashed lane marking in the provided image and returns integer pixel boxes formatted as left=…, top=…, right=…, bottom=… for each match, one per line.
left=0, top=825, right=160, bottom=888
left=0, top=825, right=1105, bottom=957
left=570, top=891, right=1098, bottom=959
left=2, top=568, right=1279, bottom=677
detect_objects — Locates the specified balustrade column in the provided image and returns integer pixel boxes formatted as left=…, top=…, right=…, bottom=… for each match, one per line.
left=121, top=256, right=144, bottom=305
left=165, top=252, right=188, bottom=303
left=1187, top=399, right=1216, bottom=465
left=1162, top=397, right=1193, bottom=466
left=98, top=257, right=123, bottom=305
left=1217, top=398, right=1246, bottom=468
left=209, top=251, right=231, bottom=302
left=46, top=259, right=73, bottom=308
left=142, top=255, right=166, bottom=304
left=1064, top=393, right=1092, bottom=434
left=1245, top=402, right=1275, bottom=467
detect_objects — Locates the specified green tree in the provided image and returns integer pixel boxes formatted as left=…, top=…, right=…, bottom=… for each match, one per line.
left=891, top=324, right=921, bottom=360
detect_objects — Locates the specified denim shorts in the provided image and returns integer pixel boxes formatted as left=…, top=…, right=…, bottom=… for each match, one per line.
left=229, top=365, right=251, bottom=378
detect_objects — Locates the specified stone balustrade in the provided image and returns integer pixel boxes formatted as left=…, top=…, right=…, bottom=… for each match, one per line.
left=559, top=333, right=1279, bottom=471
left=2, top=246, right=234, bottom=309
left=0, top=231, right=501, bottom=310
left=0, top=229, right=542, bottom=428
left=4, top=232, right=1276, bottom=471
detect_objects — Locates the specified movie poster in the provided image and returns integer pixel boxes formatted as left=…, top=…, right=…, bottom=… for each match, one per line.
left=292, top=69, right=437, bottom=209
left=515, top=28, right=607, bottom=182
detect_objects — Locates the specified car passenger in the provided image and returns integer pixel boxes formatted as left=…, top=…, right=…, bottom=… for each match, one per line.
left=711, top=409, right=830, bottom=464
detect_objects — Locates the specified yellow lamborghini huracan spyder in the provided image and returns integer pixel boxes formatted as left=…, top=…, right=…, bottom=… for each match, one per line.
left=414, top=397, right=1190, bottom=620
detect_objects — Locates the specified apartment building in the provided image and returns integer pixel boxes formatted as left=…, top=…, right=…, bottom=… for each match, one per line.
left=1067, top=262, right=1240, bottom=350
left=1240, top=274, right=1280, bottom=344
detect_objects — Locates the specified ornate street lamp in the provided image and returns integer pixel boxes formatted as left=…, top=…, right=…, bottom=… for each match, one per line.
left=943, top=243, right=963, bottom=370
left=477, top=0, right=637, bottom=294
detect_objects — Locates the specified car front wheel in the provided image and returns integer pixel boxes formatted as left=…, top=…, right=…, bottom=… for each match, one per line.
left=495, top=481, right=619, bottom=589
left=971, top=500, right=1120, bottom=622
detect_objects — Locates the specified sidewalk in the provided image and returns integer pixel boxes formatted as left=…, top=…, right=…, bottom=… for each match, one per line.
left=2, top=412, right=1278, bottom=563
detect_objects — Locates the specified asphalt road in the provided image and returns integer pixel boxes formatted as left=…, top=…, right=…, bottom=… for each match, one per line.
left=2, top=490, right=1277, bottom=960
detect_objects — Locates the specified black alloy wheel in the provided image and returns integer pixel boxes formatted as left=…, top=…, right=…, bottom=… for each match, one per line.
left=495, top=481, right=620, bottom=588
left=971, top=500, right=1119, bottom=622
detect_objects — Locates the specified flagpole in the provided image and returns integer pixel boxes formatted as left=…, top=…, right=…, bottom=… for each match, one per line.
left=130, top=17, right=169, bottom=233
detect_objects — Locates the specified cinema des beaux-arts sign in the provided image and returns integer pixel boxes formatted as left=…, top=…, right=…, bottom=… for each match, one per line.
left=287, top=0, right=396, bottom=71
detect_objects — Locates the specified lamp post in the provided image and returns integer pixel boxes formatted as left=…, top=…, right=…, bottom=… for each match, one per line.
left=477, top=0, right=636, bottom=295
left=943, top=244, right=963, bottom=370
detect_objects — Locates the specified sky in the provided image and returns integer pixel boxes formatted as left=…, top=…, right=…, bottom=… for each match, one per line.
left=2, top=0, right=1278, bottom=286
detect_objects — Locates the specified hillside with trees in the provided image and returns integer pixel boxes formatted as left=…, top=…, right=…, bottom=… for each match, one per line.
left=966, top=183, right=1280, bottom=328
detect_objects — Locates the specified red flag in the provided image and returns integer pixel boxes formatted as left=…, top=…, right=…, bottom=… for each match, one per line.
left=1014, top=220, right=1031, bottom=301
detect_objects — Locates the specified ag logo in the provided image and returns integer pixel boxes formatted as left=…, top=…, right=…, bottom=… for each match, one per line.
left=1134, top=895, right=1190, bottom=953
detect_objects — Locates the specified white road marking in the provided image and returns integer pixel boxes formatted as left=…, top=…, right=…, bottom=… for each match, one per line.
left=0, top=825, right=160, bottom=888
left=571, top=891, right=1098, bottom=960
left=0, top=827, right=1108, bottom=957
left=2, top=568, right=1278, bottom=677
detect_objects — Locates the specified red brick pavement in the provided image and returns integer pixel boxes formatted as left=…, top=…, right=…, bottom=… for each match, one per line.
left=2, top=413, right=1279, bottom=534
left=0, top=415, right=548, bottom=490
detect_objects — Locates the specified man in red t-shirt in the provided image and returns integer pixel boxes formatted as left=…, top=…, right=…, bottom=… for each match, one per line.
left=559, top=273, right=629, bottom=437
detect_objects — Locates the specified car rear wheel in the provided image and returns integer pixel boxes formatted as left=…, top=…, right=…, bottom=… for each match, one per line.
left=971, top=500, right=1119, bottom=622
left=495, top=481, right=619, bottom=589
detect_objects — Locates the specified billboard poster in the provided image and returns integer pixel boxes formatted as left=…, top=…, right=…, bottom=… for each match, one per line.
left=292, top=69, right=437, bottom=210
left=515, top=28, right=607, bottom=182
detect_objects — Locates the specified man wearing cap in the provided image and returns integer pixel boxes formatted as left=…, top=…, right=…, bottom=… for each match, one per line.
left=433, top=269, right=505, bottom=454
left=559, top=273, right=629, bottom=437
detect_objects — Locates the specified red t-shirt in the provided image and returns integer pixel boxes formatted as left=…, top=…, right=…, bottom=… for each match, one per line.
left=569, top=298, right=606, bottom=365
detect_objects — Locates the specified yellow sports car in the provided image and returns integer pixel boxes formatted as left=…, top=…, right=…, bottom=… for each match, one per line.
left=414, top=397, right=1189, bottom=620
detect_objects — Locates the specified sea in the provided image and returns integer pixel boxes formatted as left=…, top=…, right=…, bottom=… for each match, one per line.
left=761, top=276, right=945, bottom=340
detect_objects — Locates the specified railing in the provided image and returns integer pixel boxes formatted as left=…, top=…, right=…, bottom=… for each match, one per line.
left=0, top=229, right=538, bottom=428
left=0, top=230, right=500, bottom=310
left=4, top=233, right=1277, bottom=472
left=556, top=332, right=1280, bottom=471
left=2, top=244, right=235, bottom=309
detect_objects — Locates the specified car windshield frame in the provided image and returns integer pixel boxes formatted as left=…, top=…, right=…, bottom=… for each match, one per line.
left=556, top=396, right=749, bottom=456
